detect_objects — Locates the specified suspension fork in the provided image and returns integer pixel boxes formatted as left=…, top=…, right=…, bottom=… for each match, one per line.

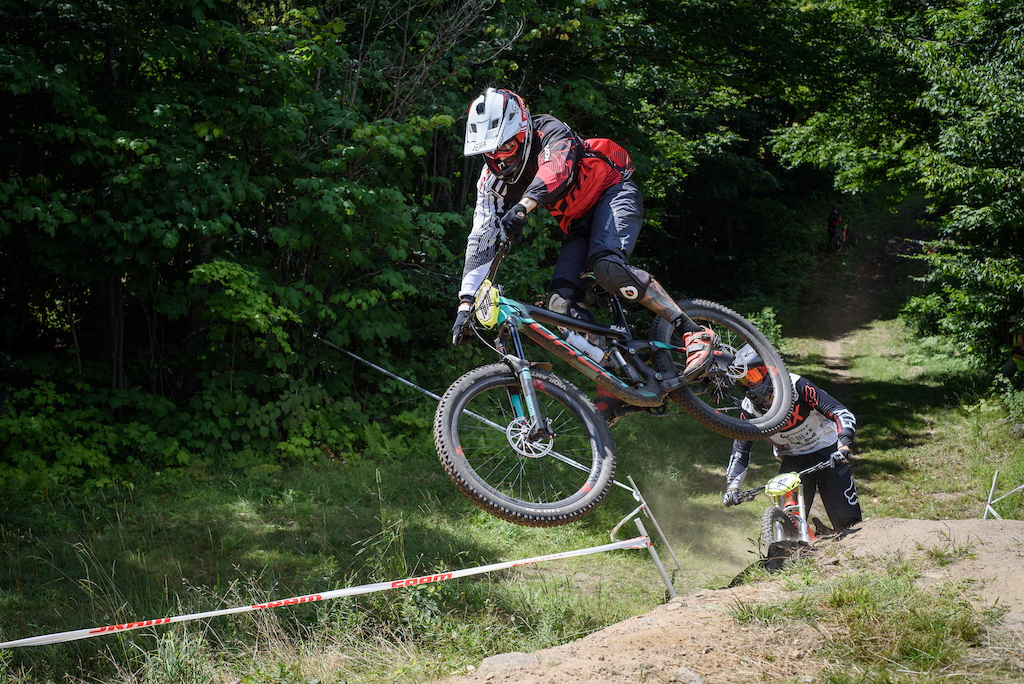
left=498, top=321, right=554, bottom=441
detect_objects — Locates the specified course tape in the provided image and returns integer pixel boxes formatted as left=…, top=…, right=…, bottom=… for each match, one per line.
left=0, top=535, right=649, bottom=649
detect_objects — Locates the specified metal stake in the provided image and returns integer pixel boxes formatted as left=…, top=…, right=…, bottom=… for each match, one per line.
left=635, top=518, right=677, bottom=599
left=982, top=469, right=1024, bottom=519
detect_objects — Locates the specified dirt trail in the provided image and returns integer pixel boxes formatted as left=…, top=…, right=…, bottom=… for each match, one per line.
left=430, top=202, right=1024, bottom=683
left=433, top=519, right=1024, bottom=684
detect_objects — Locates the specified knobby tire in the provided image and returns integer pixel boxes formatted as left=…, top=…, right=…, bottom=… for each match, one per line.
left=433, top=363, right=615, bottom=527
left=651, top=299, right=795, bottom=440
left=761, top=505, right=801, bottom=550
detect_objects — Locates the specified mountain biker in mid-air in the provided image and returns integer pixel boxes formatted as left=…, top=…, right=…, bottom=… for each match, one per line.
left=722, top=351, right=863, bottom=534
left=449, top=87, right=716, bottom=423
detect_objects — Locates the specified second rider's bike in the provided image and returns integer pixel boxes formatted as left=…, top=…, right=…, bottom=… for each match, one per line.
left=829, top=222, right=858, bottom=252
left=433, top=242, right=795, bottom=527
left=732, top=453, right=845, bottom=554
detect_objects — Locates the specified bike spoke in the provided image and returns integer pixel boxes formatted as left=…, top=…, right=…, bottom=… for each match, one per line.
left=454, top=390, right=598, bottom=505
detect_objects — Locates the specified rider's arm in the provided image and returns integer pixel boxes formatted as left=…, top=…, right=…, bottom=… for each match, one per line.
left=801, top=377, right=857, bottom=449
left=520, top=116, right=584, bottom=209
left=725, top=438, right=753, bottom=491
left=458, top=172, right=510, bottom=300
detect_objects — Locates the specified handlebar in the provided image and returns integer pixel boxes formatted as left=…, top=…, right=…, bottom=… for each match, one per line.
left=733, top=450, right=848, bottom=504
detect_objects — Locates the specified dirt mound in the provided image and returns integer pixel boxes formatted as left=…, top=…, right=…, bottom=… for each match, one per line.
left=432, top=518, right=1024, bottom=684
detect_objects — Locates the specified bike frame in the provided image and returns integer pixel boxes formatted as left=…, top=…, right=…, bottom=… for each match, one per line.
left=470, top=244, right=690, bottom=441
left=830, top=222, right=855, bottom=252
left=764, top=471, right=813, bottom=542
left=480, top=287, right=685, bottom=439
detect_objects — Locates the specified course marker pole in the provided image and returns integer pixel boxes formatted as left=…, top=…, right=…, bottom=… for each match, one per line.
left=983, top=470, right=1024, bottom=519
left=635, top=518, right=677, bottom=599
left=609, top=477, right=679, bottom=597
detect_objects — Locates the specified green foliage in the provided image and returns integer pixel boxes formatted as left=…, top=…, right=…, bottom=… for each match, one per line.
left=191, top=261, right=300, bottom=366
left=0, top=0, right=474, bottom=492
left=745, top=306, right=785, bottom=352
left=3, top=0, right=1022, bottom=501
left=775, top=0, right=1024, bottom=371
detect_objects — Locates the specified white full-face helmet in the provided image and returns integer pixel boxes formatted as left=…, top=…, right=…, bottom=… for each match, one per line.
left=464, top=88, right=534, bottom=183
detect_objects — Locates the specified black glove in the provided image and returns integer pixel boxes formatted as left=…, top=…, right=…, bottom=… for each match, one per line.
left=451, top=308, right=474, bottom=347
left=498, top=203, right=528, bottom=244
left=722, top=489, right=741, bottom=507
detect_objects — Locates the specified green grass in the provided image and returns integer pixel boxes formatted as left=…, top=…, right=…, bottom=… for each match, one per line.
left=729, top=554, right=1015, bottom=683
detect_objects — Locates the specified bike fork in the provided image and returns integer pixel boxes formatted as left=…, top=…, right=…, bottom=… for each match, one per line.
left=500, top=325, right=554, bottom=440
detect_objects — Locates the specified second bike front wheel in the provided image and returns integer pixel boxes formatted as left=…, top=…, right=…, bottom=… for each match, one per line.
left=761, top=505, right=801, bottom=549
left=651, top=299, right=794, bottom=440
left=433, top=363, right=616, bottom=527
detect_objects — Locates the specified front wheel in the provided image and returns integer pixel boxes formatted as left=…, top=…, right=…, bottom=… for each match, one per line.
left=829, top=233, right=844, bottom=252
left=761, top=506, right=801, bottom=549
left=433, top=363, right=616, bottom=527
left=651, top=300, right=794, bottom=440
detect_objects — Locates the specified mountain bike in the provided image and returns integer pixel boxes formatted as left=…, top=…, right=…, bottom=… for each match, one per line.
left=829, top=221, right=858, bottom=252
left=732, top=454, right=843, bottom=553
left=433, top=241, right=795, bottom=527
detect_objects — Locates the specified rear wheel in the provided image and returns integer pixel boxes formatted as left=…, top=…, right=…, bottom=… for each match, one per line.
left=651, top=300, right=794, bottom=440
left=433, top=363, right=616, bottom=527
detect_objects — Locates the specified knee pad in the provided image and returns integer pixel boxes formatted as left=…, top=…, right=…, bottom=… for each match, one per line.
left=591, top=257, right=650, bottom=301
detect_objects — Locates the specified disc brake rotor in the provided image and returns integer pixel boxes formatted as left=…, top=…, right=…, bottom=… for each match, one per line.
left=703, top=343, right=746, bottom=404
left=506, top=417, right=554, bottom=458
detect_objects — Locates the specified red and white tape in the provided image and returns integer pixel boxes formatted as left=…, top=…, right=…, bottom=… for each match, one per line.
left=0, top=535, right=649, bottom=649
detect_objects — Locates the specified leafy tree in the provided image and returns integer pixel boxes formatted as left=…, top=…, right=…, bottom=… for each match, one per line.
left=0, top=0, right=486, bottom=487
left=0, top=0, right=870, bottom=493
left=772, top=0, right=1024, bottom=363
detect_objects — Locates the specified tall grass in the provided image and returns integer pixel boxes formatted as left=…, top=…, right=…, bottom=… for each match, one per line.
left=729, top=554, right=1013, bottom=683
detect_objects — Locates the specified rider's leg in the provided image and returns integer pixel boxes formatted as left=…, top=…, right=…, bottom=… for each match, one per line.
left=814, top=446, right=863, bottom=532
left=591, top=257, right=714, bottom=376
left=782, top=448, right=862, bottom=534
left=586, top=180, right=714, bottom=377
left=548, top=231, right=597, bottom=323
left=550, top=236, right=634, bottom=426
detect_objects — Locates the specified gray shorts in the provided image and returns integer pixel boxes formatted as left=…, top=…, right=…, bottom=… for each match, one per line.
left=550, top=180, right=645, bottom=300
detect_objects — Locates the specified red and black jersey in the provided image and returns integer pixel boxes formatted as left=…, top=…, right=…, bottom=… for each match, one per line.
left=486, top=115, right=634, bottom=233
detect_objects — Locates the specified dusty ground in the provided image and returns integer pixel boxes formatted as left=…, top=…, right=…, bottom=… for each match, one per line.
left=432, top=205, right=1024, bottom=683
left=432, top=518, right=1024, bottom=684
